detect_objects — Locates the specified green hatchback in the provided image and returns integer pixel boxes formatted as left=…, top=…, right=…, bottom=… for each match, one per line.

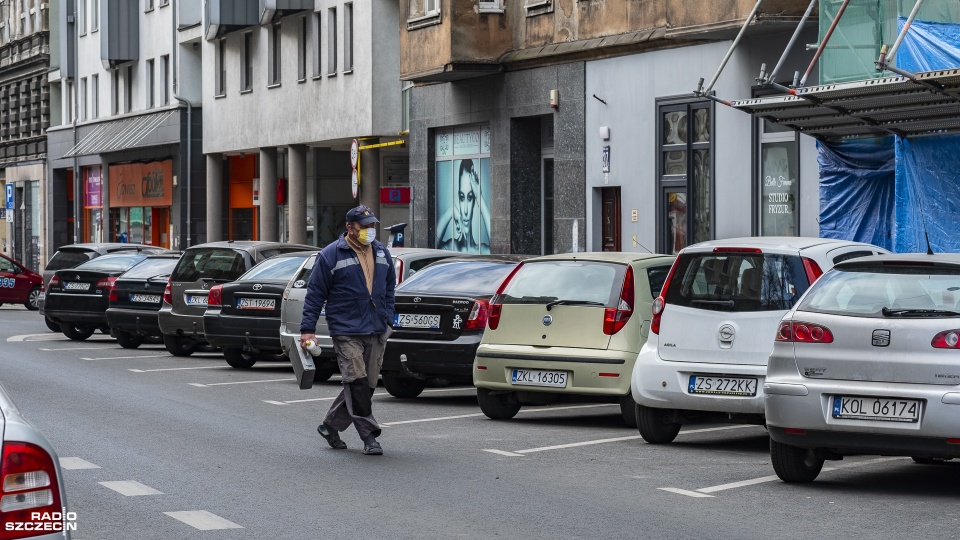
left=473, top=252, right=675, bottom=427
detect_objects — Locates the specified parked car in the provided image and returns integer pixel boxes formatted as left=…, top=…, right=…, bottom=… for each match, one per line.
left=473, top=253, right=675, bottom=426
left=278, top=247, right=463, bottom=382
left=380, top=255, right=528, bottom=398
left=204, top=250, right=319, bottom=369
left=0, top=379, right=72, bottom=539
left=631, top=237, right=887, bottom=443
left=40, top=243, right=165, bottom=331
left=0, top=252, right=43, bottom=310
left=158, top=241, right=314, bottom=357
left=766, top=253, right=960, bottom=482
left=105, top=253, right=182, bottom=349
left=45, top=252, right=159, bottom=341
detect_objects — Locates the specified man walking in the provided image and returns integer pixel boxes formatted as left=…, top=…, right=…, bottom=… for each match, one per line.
left=301, top=205, right=396, bottom=455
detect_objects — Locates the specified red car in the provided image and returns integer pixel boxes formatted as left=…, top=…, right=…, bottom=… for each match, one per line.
left=0, top=253, right=42, bottom=310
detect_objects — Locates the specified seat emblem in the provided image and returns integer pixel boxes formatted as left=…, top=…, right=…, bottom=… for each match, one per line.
left=872, top=329, right=890, bottom=347
left=542, top=314, right=553, bottom=326
left=253, top=284, right=263, bottom=291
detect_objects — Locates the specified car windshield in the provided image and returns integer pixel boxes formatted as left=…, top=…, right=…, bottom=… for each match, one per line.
left=664, top=252, right=809, bottom=312
left=498, top=261, right=623, bottom=307
left=397, top=260, right=519, bottom=295
left=47, top=250, right=96, bottom=271
left=171, top=248, right=246, bottom=282
left=75, top=253, right=149, bottom=272
left=120, top=257, right=179, bottom=279
left=798, top=263, right=960, bottom=318
left=240, top=255, right=311, bottom=281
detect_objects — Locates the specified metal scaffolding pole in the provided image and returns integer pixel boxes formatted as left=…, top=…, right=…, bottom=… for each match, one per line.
left=697, top=0, right=766, bottom=97
left=798, top=0, right=852, bottom=87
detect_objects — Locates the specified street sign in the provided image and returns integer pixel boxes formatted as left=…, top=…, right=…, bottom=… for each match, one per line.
left=351, top=169, right=359, bottom=199
left=380, top=187, right=411, bottom=204
left=350, top=139, right=360, bottom=169
left=602, top=145, right=610, bottom=173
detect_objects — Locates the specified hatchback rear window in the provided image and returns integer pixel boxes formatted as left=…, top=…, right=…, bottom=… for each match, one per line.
left=398, top=260, right=519, bottom=296
left=498, top=261, right=624, bottom=307
left=75, top=253, right=149, bottom=272
left=240, top=255, right=311, bottom=281
left=47, top=250, right=96, bottom=271
left=798, top=264, right=960, bottom=318
left=171, top=248, right=246, bottom=282
left=120, top=257, right=179, bottom=279
left=664, top=253, right=809, bottom=312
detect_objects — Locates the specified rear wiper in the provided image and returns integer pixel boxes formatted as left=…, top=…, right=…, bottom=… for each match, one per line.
left=691, top=299, right=735, bottom=307
left=545, top=299, right=605, bottom=311
left=146, top=273, right=170, bottom=282
left=881, top=307, right=960, bottom=318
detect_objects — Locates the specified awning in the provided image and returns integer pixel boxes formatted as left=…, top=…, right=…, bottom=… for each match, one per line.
left=731, top=68, right=960, bottom=141
left=61, top=110, right=177, bottom=158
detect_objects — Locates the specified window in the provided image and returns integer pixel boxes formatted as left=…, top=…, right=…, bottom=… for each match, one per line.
left=111, top=69, right=119, bottom=115
left=160, top=0, right=169, bottom=6
left=78, top=0, right=86, bottom=35
left=312, top=12, right=322, bottom=77
left=479, top=0, right=503, bottom=13
left=66, top=81, right=74, bottom=122
left=297, top=16, right=307, bottom=81
left=756, top=111, right=799, bottom=237
left=327, top=8, right=337, bottom=75
left=401, top=81, right=413, bottom=132
left=524, top=0, right=552, bottom=16
left=408, top=0, right=440, bottom=20
left=269, top=23, right=281, bottom=86
left=215, top=39, right=226, bottom=96
left=161, top=55, right=169, bottom=104
left=343, top=3, right=353, bottom=72
left=145, top=0, right=154, bottom=12
left=91, top=74, right=98, bottom=118
left=80, top=77, right=87, bottom=120
left=91, top=0, right=99, bottom=31
left=656, top=99, right=713, bottom=254
left=124, top=65, right=133, bottom=113
left=241, top=32, right=253, bottom=91
left=146, top=59, right=154, bottom=108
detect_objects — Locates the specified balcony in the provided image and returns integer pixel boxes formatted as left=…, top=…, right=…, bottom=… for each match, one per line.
left=205, top=0, right=258, bottom=41
left=101, top=0, right=140, bottom=69
left=259, top=0, right=312, bottom=25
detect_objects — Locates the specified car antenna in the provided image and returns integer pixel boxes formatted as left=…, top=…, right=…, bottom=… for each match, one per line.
left=915, top=184, right=935, bottom=255
left=632, top=235, right=653, bottom=254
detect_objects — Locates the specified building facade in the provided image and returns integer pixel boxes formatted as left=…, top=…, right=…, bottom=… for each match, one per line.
left=0, top=0, right=50, bottom=271
left=46, top=0, right=204, bottom=256
left=200, top=0, right=404, bottom=246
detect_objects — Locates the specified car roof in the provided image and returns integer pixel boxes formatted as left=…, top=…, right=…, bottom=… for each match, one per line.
left=683, top=237, right=878, bottom=252
left=523, top=252, right=675, bottom=264
left=431, top=254, right=531, bottom=264
left=184, top=241, right=313, bottom=252
left=391, top=247, right=456, bottom=256
left=834, top=253, right=960, bottom=268
left=56, top=242, right=157, bottom=253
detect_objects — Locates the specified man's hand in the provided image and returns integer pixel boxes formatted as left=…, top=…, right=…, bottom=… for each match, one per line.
left=300, top=333, right=317, bottom=348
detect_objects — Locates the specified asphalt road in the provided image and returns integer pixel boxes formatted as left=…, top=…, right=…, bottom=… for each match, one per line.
left=2, top=306, right=960, bottom=539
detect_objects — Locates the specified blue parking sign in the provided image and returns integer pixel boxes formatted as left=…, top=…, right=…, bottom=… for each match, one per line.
left=5, top=184, right=12, bottom=211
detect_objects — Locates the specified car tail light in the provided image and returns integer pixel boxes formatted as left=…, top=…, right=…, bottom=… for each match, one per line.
left=0, top=441, right=63, bottom=539
left=162, top=278, right=173, bottom=305
left=801, top=257, right=823, bottom=284
left=603, top=266, right=635, bottom=336
left=776, top=321, right=834, bottom=343
left=651, top=257, right=681, bottom=335
left=97, top=277, right=119, bottom=301
left=48, top=276, right=60, bottom=289
left=487, top=263, right=525, bottom=331
left=931, top=330, right=960, bottom=349
left=464, top=300, right=489, bottom=331
left=207, top=285, right=223, bottom=307
left=395, top=259, right=404, bottom=285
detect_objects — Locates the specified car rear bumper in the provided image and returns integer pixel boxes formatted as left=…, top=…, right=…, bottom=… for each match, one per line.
left=383, top=333, right=482, bottom=380
left=158, top=308, right=205, bottom=339
left=472, top=343, right=635, bottom=396
left=204, top=313, right=282, bottom=351
left=631, top=342, right=767, bottom=415
left=44, top=309, right=107, bottom=326
left=768, top=426, right=960, bottom=459
left=106, top=307, right=162, bottom=336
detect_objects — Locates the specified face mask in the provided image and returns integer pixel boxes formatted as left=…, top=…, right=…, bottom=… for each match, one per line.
left=358, top=227, right=377, bottom=245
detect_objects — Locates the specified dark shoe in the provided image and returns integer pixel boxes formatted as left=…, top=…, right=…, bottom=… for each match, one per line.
left=362, top=436, right=383, bottom=456
left=317, top=423, right=347, bottom=449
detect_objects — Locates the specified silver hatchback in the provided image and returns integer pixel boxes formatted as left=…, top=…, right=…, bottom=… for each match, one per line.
left=766, top=253, right=960, bottom=482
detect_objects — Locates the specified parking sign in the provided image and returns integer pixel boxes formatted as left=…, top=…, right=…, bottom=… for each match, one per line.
left=5, top=184, right=12, bottom=211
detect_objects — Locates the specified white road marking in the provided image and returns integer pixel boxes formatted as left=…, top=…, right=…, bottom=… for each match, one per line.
left=483, top=449, right=525, bottom=457
left=130, top=366, right=225, bottom=373
left=98, top=480, right=164, bottom=496
left=420, top=387, right=476, bottom=394
left=40, top=346, right=118, bottom=351
left=263, top=392, right=389, bottom=405
left=59, top=457, right=101, bottom=470
left=382, top=413, right=485, bottom=426
left=8, top=333, right=71, bottom=342
left=658, top=487, right=715, bottom=498
left=696, top=474, right=781, bottom=494
left=164, top=511, right=243, bottom=531
left=191, top=377, right=295, bottom=387
left=81, top=354, right=170, bottom=361
left=522, top=403, right=616, bottom=414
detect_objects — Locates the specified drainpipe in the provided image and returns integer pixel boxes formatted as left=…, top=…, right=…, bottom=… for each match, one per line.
left=172, top=0, right=194, bottom=247
left=72, top=0, right=80, bottom=243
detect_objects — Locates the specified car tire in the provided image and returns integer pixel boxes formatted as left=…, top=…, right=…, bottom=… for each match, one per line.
left=313, top=362, right=338, bottom=383
left=115, top=331, right=144, bottom=349
left=223, top=348, right=257, bottom=369
left=61, top=323, right=95, bottom=341
left=770, top=439, right=824, bottom=483
left=477, top=388, right=521, bottom=420
left=163, top=335, right=197, bottom=357
left=619, top=393, right=638, bottom=428
left=44, top=316, right=61, bottom=332
left=636, top=404, right=681, bottom=444
left=24, top=287, right=41, bottom=311
left=382, top=375, right=426, bottom=399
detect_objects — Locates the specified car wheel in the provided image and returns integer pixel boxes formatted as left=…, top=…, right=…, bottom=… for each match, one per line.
left=476, top=388, right=521, bottom=420
left=636, top=404, right=681, bottom=444
left=163, top=335, right=197, bottom=357
left=911, top=456, right=951, bottom=465
left=24, top=287, right=41, bottom=311
left=382, top=375, right=426, bottom=398
left=115, top=331, right=144, bottom=349
left=223, top=348, right=257, bottom=369
left=44, top=316, right=61, bottom=332
left=770, top=439, right=824, bottom=483
left=313, top=362, right=338, bottom=383
left=619, top=393, right=638, bottom=428
left=61, top=323, right=96, bottom=341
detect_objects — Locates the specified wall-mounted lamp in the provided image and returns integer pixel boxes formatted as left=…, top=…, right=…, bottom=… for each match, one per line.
left=599, top=126, right=610, bottom=140
left=549, top=89, right=559, bottom=109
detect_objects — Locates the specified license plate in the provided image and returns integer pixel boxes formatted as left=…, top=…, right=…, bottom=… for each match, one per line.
left=832, top=396, right=921, bottom=423
left=186, top=295, right=208, bottom=306
left=238, top=298, right=276, bottom=310
left=130, top=294, right=161, bottom=303
left=394, top=313, right=440, bottom=329
left=688, top=375, right=758, bottom=396
left=64, top=282, right=90, bottom=291
left=511, top=368, right=568, bottom=388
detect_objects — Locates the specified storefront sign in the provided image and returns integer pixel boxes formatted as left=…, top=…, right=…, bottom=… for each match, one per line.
left=84, top=168, right=102, bottom=208
left=109, top=161, right=173, bottom=207
left=380, top=187, right=411, bottom=205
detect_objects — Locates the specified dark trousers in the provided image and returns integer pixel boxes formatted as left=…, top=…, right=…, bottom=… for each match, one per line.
left=323, top=334, right=387, bottom=440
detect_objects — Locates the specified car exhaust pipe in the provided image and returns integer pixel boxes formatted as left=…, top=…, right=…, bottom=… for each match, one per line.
left=400, top=354, right=426, bottom=380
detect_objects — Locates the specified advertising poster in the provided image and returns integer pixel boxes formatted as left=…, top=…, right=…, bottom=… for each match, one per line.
left=435, top=125, right=491, bottom=254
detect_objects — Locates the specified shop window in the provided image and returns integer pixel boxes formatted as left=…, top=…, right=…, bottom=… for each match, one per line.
left=756, top=112, right=799, bottom=236
left=433, top=124, right=492, bottom=254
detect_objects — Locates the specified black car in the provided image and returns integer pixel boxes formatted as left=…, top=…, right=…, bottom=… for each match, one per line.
left=380, top=255, right=527, bottom=398
left=45, top=252, right=157, bottom=341
left=105, top=253, right=182, bottom=348
left=203, top=250, right=319, bottom=369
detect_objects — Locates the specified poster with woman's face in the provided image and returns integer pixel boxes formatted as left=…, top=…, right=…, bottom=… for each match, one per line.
left=436, top=157, right=490, bottom=254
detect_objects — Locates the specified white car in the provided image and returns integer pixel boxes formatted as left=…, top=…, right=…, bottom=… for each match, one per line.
left=630, top=237, right=887, bottom=444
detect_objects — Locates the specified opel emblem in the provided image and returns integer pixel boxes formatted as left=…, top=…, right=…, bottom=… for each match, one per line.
left=718, top=324, right=736, bottom=342
left=542, top=314, right=553, bottom=326
left=253, top=284, right=263, bottom=291
left=414, top=297, right=421, bottom=303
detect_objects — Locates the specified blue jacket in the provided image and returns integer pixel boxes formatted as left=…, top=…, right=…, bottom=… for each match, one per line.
left=300, top=234, right=396, bottom=336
